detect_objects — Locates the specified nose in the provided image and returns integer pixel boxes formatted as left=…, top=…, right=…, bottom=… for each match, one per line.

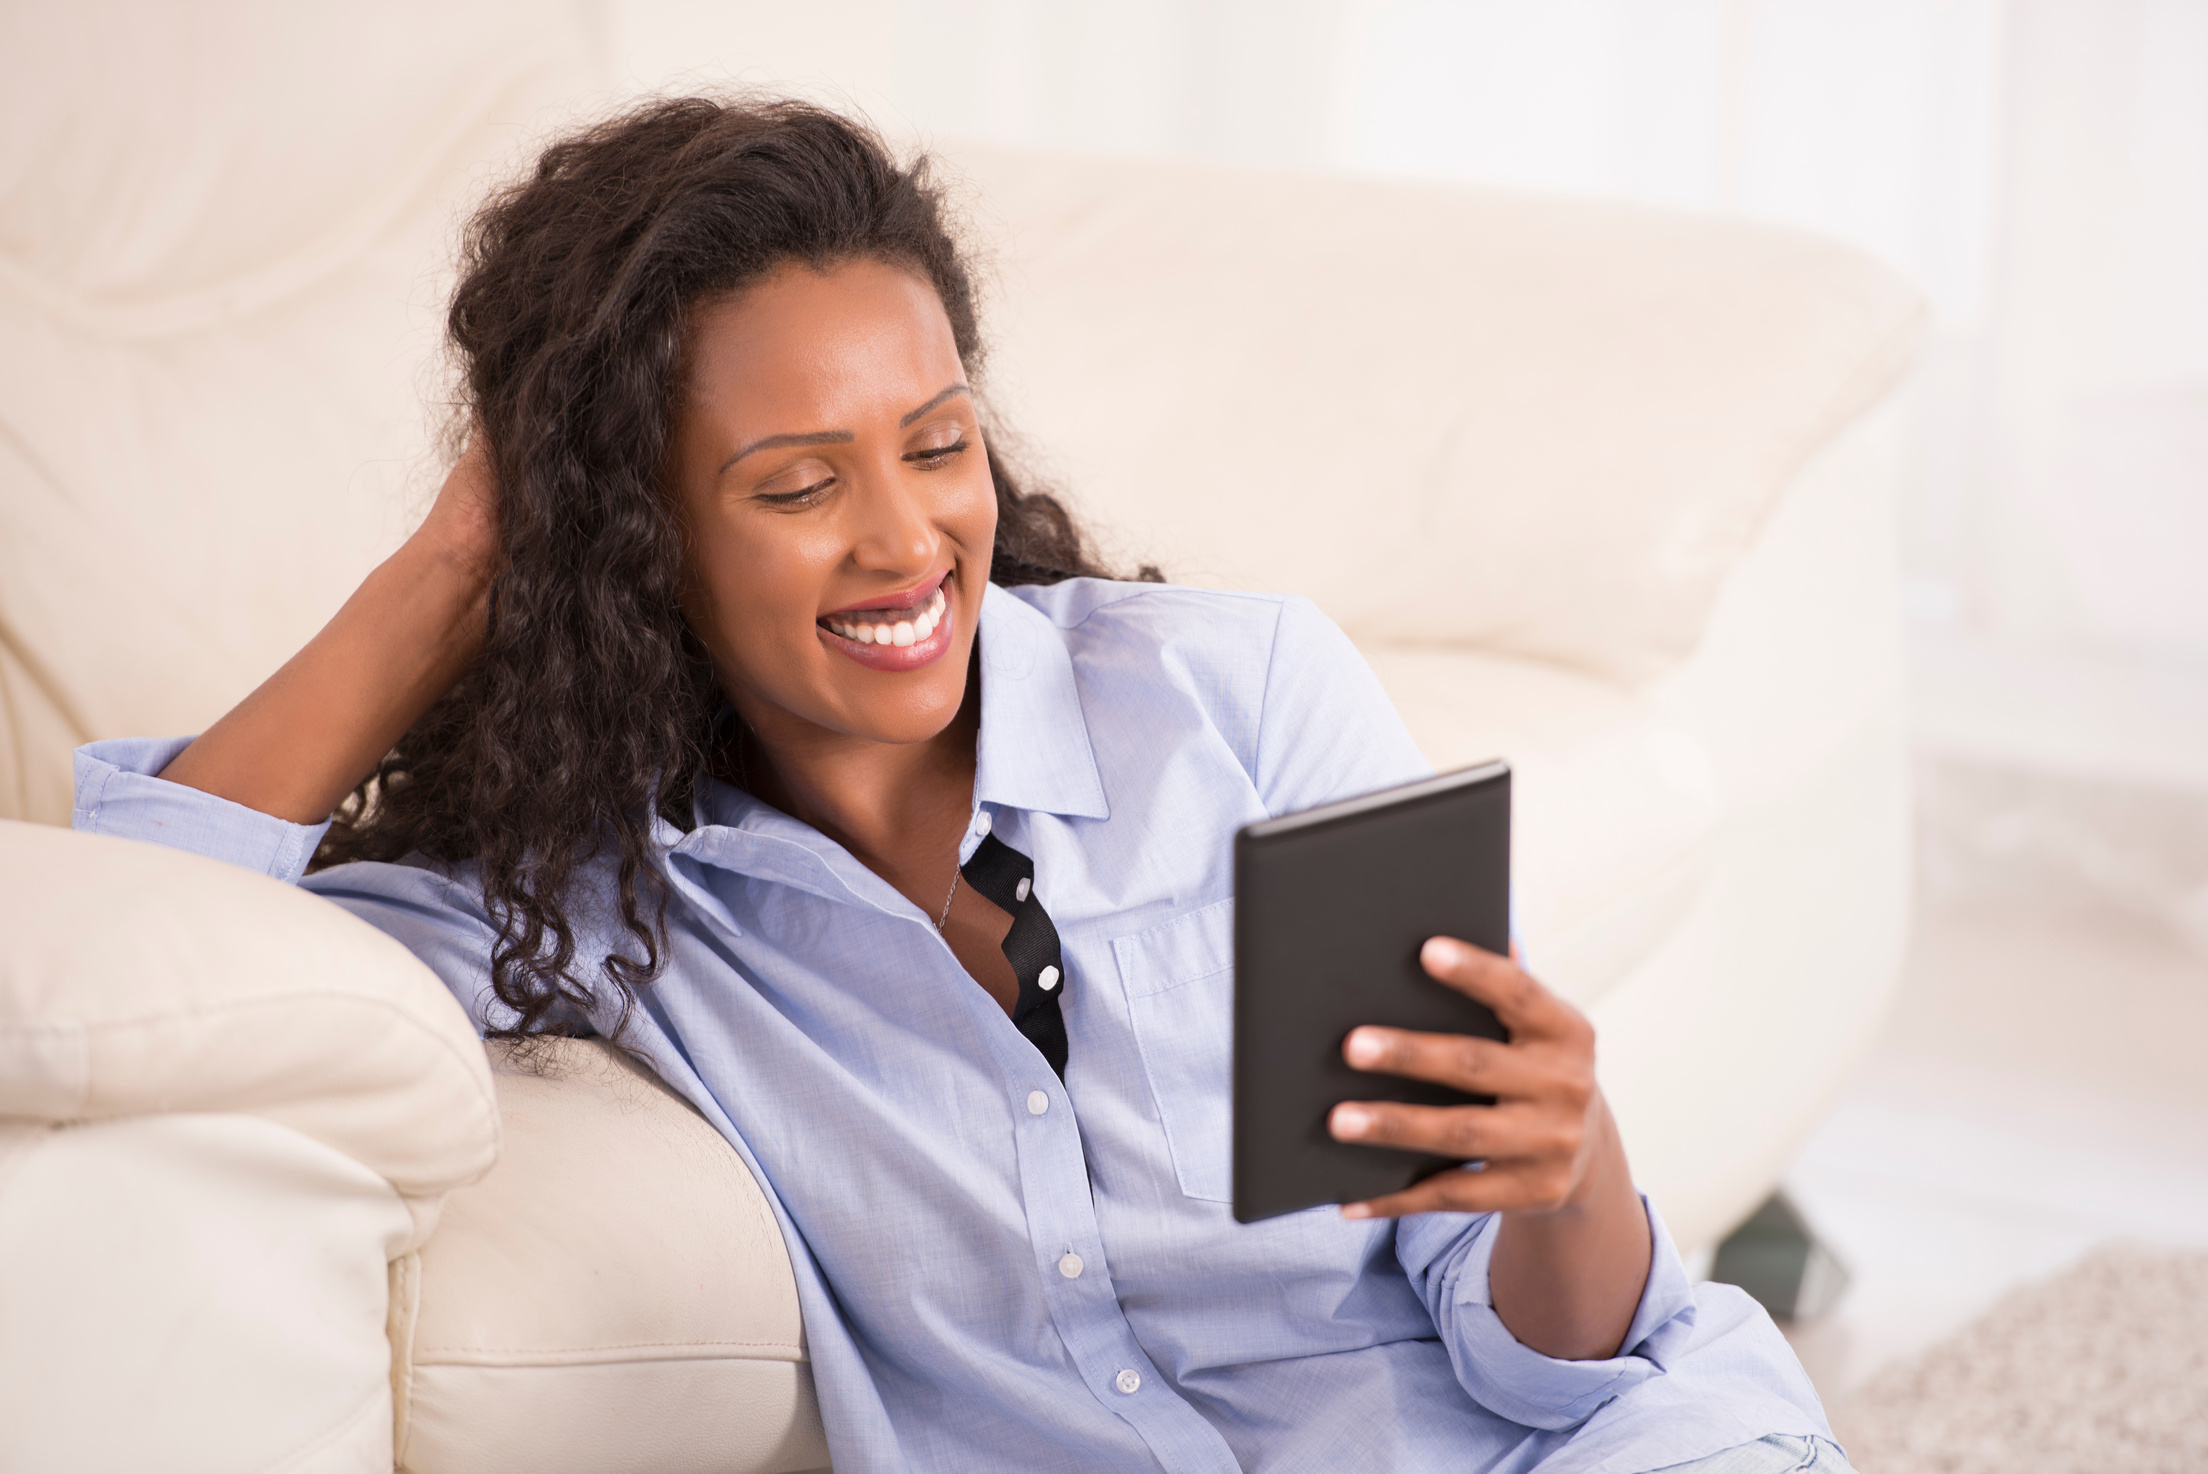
left=846, top=455, right=939, bottom=575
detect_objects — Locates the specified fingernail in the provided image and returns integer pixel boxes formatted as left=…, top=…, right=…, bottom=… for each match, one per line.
left=1422, top=936, right=1465, bottom=971
left=1341, top=1203, right=1373, bottom=1220
left=1331, top=1104, right=1371, bottom=1138
left=1344, top=1029, right=1384, bottom=1067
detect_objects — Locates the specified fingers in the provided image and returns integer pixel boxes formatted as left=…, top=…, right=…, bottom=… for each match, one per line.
left=1329, top=1098, right=1582, bottom=1168
left=1340, top=1158, right=1584, bottom=1219
left=1327, top=939, right=1604, bottom=1222
left=1342, top=1024, right=1547, bottom=1098
left=1328, top=1099, right=1589, bottom=1218
left=1419, top=936, right=1589, bottom=1045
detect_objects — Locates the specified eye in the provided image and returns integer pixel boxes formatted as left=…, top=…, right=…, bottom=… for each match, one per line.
left=755, top=477, right=834, bottom=508
left=905, top=436, right=970, bottom=469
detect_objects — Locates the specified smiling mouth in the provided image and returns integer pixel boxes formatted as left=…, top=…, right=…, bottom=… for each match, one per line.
left=819, top=578, right=949, bottom=648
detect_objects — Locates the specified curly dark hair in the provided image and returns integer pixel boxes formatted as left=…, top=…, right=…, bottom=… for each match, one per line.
left=314, top=95, right=1150, bottom=1040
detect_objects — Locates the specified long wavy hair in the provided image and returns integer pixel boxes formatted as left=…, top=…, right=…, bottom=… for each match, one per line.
left=314, top=96, right=1149, bottom=1040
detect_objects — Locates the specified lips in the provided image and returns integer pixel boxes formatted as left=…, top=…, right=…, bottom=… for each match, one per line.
left=816, top=573, right=956, bottom=672
left=820, top=581, right=948, bottom=648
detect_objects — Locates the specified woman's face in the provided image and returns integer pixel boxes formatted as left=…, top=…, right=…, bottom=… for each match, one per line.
left=669, top=258, right=996, bottom=754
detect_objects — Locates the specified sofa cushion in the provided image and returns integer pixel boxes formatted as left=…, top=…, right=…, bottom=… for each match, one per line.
left=955, top=145, right=1927, bottom=686
left=1363, top=648, right=1719, bottom=1009
left=393, top=1037, right=831, bottom=1474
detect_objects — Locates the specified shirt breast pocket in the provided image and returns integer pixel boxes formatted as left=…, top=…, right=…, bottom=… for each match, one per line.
left=1113, top=898, right=1236, bottom=1204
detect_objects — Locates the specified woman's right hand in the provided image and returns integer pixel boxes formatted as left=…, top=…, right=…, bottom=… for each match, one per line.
left=155, top=433, right=506, bottom=825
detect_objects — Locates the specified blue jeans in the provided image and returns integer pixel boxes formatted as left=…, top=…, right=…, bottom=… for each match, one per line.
left=1651, top=1434, right=1854, bottom=1473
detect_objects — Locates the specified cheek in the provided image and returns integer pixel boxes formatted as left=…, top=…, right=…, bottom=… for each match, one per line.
left=956, top=464, right=1000, bottom=557
left=684, top=516, right=836, bottom=674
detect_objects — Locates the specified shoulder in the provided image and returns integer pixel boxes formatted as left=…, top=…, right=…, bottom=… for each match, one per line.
left=1004, top=576, right=1290, bottom=633
left=300, top=856, right=499, bottom=998
left=1001, top=579, right=1424, bottom=810
left=302, top=850, right=625, bottom=1037
left=1001, top=578, right=1349, bottom=688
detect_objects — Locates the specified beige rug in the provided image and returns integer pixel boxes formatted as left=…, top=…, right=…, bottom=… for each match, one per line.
left=1832, top=1245, right=2208, bottom=1473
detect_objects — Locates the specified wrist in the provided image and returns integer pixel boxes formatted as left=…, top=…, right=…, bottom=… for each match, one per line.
left=407, top=510, right=500, bottom=589
left=378, top=523, right=497, bottom=667
left=1564, top=1092, right=1631, bottom=1212
left=1500, top=1090, right=1630, bottom=1223
left=1489, top=1093, right=1653, bottom=1360
left=393, top=503, right=498, bottom=623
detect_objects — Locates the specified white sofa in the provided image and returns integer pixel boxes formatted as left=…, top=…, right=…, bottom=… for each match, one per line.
left=0, top=5, right=1925, bottom=1470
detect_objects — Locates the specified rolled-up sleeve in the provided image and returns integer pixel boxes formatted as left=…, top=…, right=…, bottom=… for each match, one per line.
left=73, top=737, right=331, bottom=882
left=1395, top=1194, right=1699, bottom=1430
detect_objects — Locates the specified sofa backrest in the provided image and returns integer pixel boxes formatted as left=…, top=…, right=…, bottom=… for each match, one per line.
left=0, top=0, right=602, bottom=824
left=0, top=3, right=1925, bottom=825
left=954, top=145, right=1926, bottom=686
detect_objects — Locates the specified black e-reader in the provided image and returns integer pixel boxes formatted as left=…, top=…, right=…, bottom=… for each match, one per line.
left=1232, top=761, right=1512, bottom=1224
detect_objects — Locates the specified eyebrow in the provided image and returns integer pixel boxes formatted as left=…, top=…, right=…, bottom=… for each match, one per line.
left=899, top=382, right=970, bottom=427
left=718, top=382, right=972, bottom=475
left=719, top=429, right=852, bottom=474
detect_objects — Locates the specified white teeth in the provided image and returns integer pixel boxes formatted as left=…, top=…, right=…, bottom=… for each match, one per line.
left=825, top=582, right=949, bottom=647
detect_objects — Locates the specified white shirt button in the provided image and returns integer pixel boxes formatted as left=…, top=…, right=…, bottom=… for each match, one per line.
left=1027, top=1090, right=1049, bottom=1116
left=1058, top=1253, right=1083, bottom=1279
left=1115, top=1368, right=1142, bottom=1395
left=1015, top=877, right=1031, bottom=903
left=971, top=811, right=992, bottom=837
left=1037, top=965, right=1061, bottom=992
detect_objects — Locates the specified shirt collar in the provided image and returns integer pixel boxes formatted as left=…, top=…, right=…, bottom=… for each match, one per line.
left=674, top=582, right=1109, bottom=850
left=973, top=582, right=1111, bottom=822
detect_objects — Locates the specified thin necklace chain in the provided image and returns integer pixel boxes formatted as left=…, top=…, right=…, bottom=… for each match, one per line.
left=732, top=714, right=968, bottom=933
left=935, top=864, right=961, bottom=931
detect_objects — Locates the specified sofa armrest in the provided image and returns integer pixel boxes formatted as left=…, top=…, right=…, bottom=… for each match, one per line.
left=0, top=819, right=500, bottom=1474
left=0, top=820, right=498, bottom=1199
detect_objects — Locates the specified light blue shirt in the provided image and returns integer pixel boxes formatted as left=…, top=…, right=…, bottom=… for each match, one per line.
left=75, top=581, right=1832, bottom=1473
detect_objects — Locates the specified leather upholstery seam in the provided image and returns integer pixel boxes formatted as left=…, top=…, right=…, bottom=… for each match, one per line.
left=414, top=1341, right=808, bottom=1366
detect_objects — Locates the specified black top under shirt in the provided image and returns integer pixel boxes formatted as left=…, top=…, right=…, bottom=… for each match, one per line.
left=959, top=832, right=1069, bottom=1081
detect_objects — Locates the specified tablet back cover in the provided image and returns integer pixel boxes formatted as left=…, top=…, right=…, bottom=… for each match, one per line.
left=1232, top=763, right=1511, bottom=1224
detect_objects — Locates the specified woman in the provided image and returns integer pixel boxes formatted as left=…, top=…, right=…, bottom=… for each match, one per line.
left=75, top=98, right=1845, bottom=1472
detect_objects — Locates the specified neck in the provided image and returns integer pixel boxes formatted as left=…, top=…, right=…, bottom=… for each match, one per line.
left=728, top=666, right=981, bottom=883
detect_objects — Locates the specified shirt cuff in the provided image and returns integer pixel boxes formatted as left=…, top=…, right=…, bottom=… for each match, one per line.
left=73, top=737, right=332, bottom=884
left=1396, top=1192, right=1698, bottom=1431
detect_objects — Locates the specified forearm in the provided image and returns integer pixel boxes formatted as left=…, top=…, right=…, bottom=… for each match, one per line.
left=158, top=533, right=492, bottom=824
left=1488, top=1094, right=1652, bottom=1361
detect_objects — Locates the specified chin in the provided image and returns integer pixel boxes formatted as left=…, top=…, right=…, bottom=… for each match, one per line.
left=811, top=627, right=975, bottom=746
